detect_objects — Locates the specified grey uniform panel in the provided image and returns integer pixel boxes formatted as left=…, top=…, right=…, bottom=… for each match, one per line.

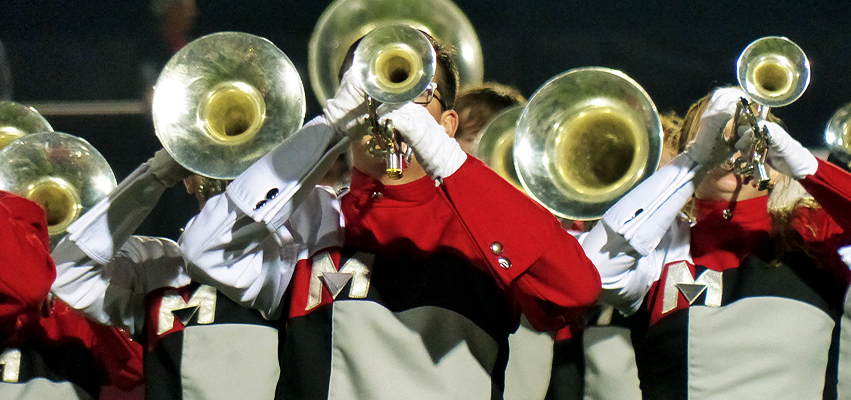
left=688, top=297, right=835, bottom=400
left=838, top=289, right=851, bottom=400
left=583, top=326, right=642, bottom=400
left=181, top=324, right=280, bottom=400
left=504, top=317, right=554, bottom=400
left=329, top=301, right=499, bottom=400
left=0, top=379, right=95, bottom=400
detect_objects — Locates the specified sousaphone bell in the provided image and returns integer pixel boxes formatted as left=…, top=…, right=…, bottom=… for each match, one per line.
left=308, top=0, right=484, bottom=106
left=514, top=67, right=662, bottom=221
left=0, top=101, right=53, bottom=150
left=152, top=31, right=306, bottom=180
left=473, top=104, right=525, bottom=190
left=0, top=132, right=116, bottom=246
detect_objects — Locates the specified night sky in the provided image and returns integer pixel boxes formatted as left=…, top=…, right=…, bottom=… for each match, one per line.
left=2, top=0, right=850, bottom=238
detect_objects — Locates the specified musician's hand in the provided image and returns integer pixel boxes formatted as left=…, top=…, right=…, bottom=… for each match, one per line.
left=378, top=102, right=466, bottom=179
left=148, top=149, right=192, bottom=188
left=839, top=245, right=851, bottom=269
left=684, top=87, right=744, bottom=169
left=736, top=120, right=817, bottom=179
left=323, top=68, right=368, bottom=137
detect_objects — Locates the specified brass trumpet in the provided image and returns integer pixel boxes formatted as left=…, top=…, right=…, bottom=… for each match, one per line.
left=513, top=67, right=662, bottom=220
left=308, top=0, right=483, bottom=107
left=732, top=36, right=810, bottom=190
left=351, top=24, right=436, bottom=179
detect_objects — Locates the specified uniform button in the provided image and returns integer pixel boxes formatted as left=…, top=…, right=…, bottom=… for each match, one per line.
left=266, top=188, right=279, bottom=200
left=254, top=199, right=267, bottom=210
left=490, top=242, right=504, bottom=255
left=498, top=257, right=511, bottom=269
left=371, top=191, right=384, bottom=202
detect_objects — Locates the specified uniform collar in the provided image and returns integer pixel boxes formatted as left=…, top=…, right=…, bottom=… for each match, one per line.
left=694, top=195, right=770, bottom=230
left=348, top=168, right=438, bottom=206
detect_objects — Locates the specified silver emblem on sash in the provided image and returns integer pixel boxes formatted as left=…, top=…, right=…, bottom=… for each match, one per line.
left=662, top=262, right=723, bottom=313
left=158, top=284, right=217, bottom=335
left=0, top=348, right=21, bottom=382
left=307, top=251, right=374, bottom=310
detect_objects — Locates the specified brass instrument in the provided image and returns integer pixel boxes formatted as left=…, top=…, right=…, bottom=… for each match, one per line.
left=152, top=32, right=306, bottom=180
left=733, top=36, right=810, bottom=190
left=351, top=24, right=436, bottom=178
left=473, top=104, right=525, bottom=190
left=824, top=102, right=851, bottom=168
left=0, top=101, right=53, bottom=150
left=308, top=0, right=483, bottom=107
left=514, top=67, right=662, bottom=220
left=0, top=132, right=116, bottom=245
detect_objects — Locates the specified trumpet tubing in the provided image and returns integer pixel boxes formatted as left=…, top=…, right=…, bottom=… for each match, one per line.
left=27, top=176, right=82, bottom=236
left=199, top=81, right=267, bottom=145
left=552, top=106, right=647, bottom=200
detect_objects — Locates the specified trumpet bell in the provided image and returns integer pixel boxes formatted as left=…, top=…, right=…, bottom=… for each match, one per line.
left=152, top=32, right=306, bottom=180
left=514, top=67, right=662, bottom=220
left=353, top=24, right=436, bottom=104
left=0, top=101, right=53, bottom=150
left=737, top=36, right=810, bottom=108
left=825, top=102, right=851, bottom=157
left=308, top=0, right=483, bottom=106
left=0, top=132, right=116, bottom=242
left=473, top=105, right=525, bottom=190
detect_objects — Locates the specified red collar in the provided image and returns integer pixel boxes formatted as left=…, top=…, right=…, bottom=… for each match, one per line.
left=348, top=168, right=438, bottom=207
left=694, top=196, right=771, bottom=231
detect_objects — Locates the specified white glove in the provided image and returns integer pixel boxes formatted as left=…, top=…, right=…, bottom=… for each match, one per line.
left=149, top=149, right=192, bottom=188
left=684, top=87, right=744, bottom=169
left=839, top=245, right=851, bottom=269
left=378, top=102, right=467, bottom=179
left=323, top=68, right=368, bottom=137
left=735, top=120, right=817, bottom=180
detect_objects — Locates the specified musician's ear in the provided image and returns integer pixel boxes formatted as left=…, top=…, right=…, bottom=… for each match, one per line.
left=439, top=109, right=459, bottom=139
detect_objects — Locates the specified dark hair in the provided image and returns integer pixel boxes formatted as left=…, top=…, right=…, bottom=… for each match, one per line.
left=454, top=83, right=525, bottom=138
left=337, top=29, right=460, bottom=110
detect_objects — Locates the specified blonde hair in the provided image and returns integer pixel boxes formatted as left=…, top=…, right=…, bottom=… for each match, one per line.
left=679, top=87, right=822, bottom=265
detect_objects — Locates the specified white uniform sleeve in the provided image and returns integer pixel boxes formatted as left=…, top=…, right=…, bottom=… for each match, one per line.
left=51, top=159, right=190, bottom=335
left=52, top=236, right=189, bottom=336
left=581, top=153, right=700, bottom=315
left=180, top=117, right=347, bottom=319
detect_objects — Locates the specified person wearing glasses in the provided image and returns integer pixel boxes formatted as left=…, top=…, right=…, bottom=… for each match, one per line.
left=581, top=87, right=851, bottom=399
left=180, top=31, right=601, bottom=399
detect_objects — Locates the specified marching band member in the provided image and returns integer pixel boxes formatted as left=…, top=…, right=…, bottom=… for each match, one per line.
left=0, top=190, right=143, bottom=399
left=582, top=87, right=851, bottom=399
left=180, top=33, right=601, bottom=399
left=50, top=151, right=283, bottom=399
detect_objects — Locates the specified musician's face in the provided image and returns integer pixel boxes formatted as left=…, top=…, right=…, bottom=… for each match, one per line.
left=350, top=68, right=458, bottom=185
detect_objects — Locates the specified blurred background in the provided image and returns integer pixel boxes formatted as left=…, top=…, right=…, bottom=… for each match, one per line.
left=2, top=0, right=850, bottom=239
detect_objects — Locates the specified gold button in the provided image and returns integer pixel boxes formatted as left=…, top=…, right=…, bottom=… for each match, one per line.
left=371, top=191, right=384, bottom=201
left=722, top=209, right=733, bottom=220
left=498, top=257, right=511, bottom=269
left=490, top=242, right=504, bottom=255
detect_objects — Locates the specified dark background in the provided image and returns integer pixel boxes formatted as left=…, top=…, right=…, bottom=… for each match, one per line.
left=3, top=0, right=850, bottom=239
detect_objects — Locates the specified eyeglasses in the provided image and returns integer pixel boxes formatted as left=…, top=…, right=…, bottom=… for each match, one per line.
left=412, top=82, right=446, bottom=110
